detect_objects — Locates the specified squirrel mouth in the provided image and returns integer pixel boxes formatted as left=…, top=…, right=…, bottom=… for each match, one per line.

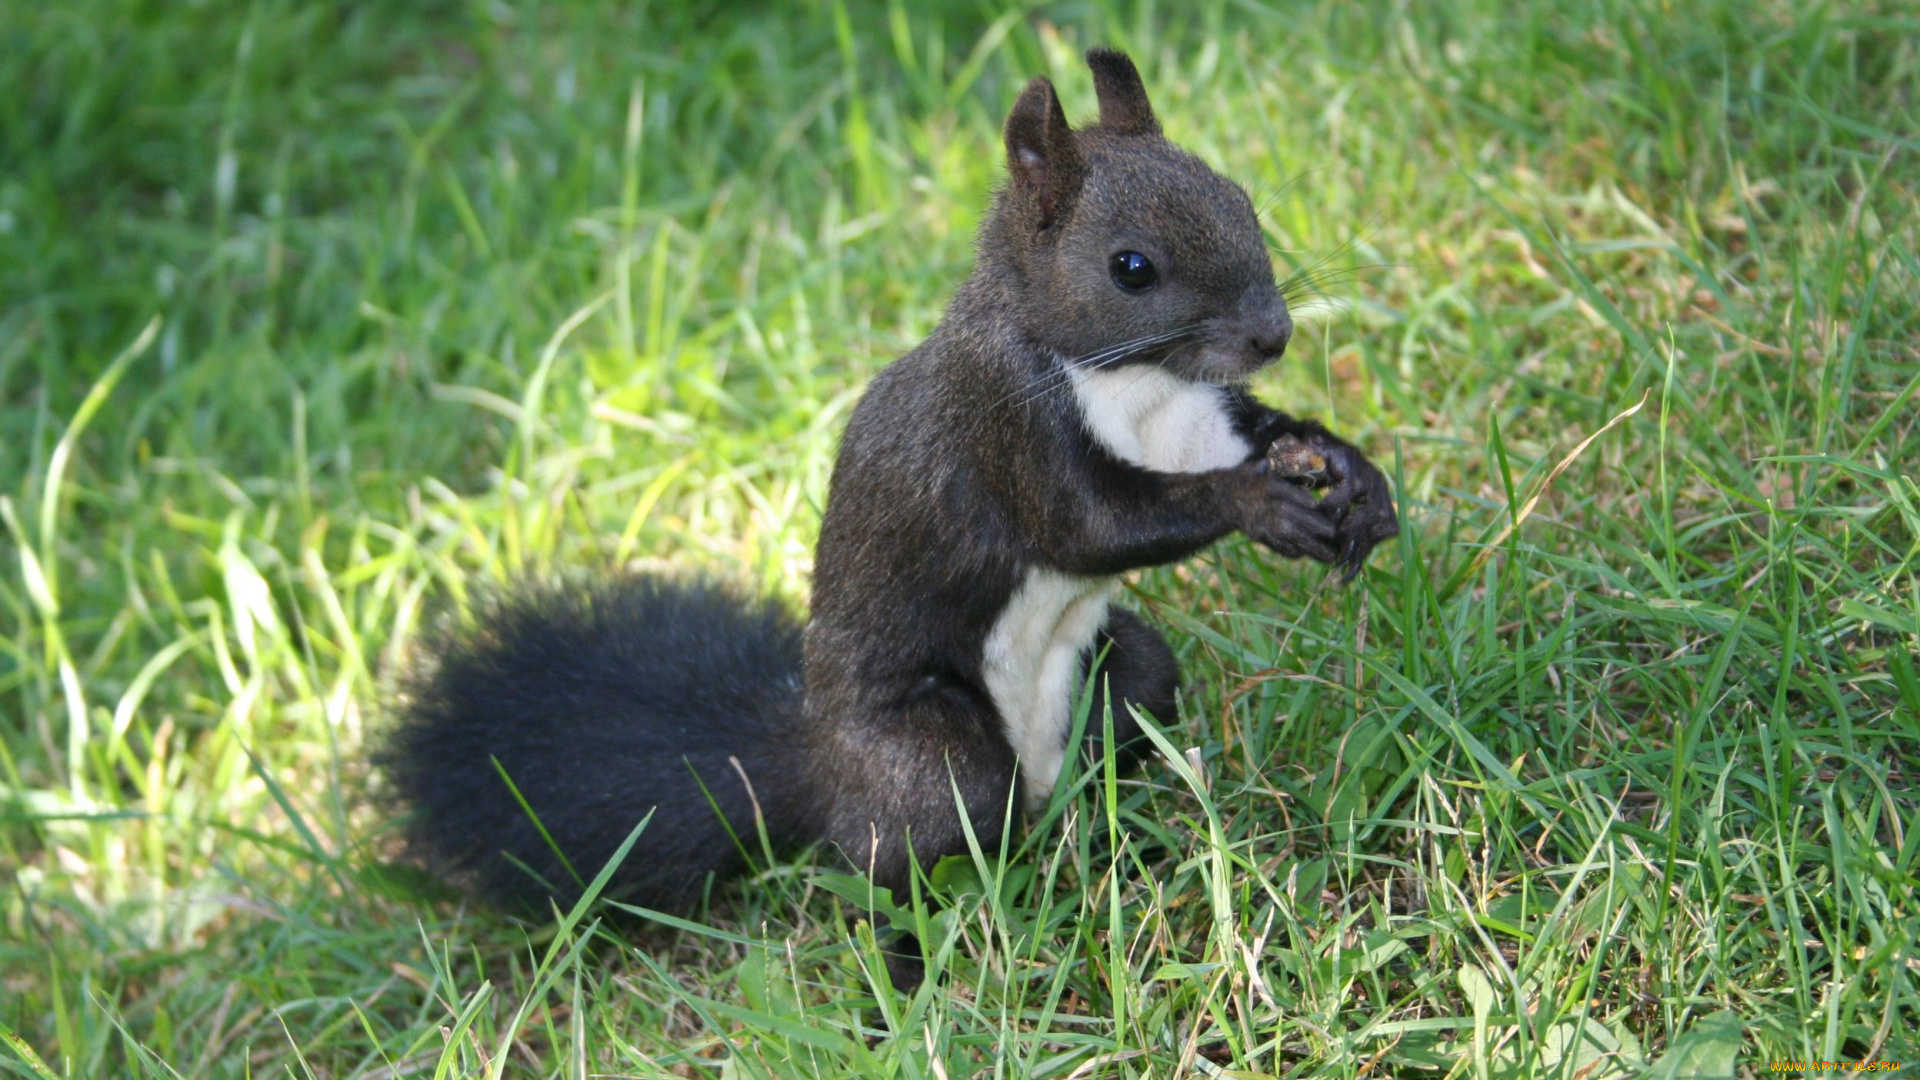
left=1165, top=332, right=1289, bottom=385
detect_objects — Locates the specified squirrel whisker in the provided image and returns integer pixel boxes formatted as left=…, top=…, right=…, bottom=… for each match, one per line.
left=998, top=325, right=1201, bottom=412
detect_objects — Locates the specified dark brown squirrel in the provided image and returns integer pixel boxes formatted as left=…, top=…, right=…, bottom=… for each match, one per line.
left=384, top=48, right=1399, bottom=991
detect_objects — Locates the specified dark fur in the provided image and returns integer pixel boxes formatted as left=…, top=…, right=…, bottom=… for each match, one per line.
left=385, top=578, right=818, bottom=910
left=384, top=50, right=1397, bottom=989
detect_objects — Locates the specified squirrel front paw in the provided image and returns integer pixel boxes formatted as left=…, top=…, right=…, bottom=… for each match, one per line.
left=1231, top=459, right=1341, bottom=563
left=1244, top=436, right=1398, bottom=580
left=1312, top=439, right=1399, bottom=580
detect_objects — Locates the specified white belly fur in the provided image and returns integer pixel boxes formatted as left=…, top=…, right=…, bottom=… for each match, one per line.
left=983, top=361, right=1250, bottom=807
left=982, top=569, right=1114, bottom=808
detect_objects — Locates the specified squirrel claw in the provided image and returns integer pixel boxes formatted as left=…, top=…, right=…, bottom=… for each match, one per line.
left=1338, top=539, right=1365, bottom=583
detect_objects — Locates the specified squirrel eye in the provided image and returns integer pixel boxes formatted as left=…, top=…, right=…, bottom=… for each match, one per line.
left=1109, top=251, right=1157, bottom=293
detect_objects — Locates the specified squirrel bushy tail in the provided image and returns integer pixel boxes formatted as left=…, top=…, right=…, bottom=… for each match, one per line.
left=384, top=577, right=823, bottom=911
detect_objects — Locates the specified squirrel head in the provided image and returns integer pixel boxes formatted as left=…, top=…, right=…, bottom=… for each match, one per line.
left=986, top=49, right=1290, bottom=384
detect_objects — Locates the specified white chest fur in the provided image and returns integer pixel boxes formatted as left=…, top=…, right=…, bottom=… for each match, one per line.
left=984, top=361, right=1249, bottom=807
left=1067, top=364, right=1251, bottom=473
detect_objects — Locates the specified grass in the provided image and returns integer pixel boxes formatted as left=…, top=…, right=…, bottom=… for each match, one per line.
left=2, top=0, right=1916, bottom=1075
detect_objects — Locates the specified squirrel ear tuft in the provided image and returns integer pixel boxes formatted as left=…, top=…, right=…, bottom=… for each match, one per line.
left=1086, top=48, right=1159, bottom=136
left=1003, top=76, right=1083, bottom=230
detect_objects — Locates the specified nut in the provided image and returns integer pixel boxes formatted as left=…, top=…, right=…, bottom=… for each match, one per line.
left=1267, top=434, right=1328, bottom=486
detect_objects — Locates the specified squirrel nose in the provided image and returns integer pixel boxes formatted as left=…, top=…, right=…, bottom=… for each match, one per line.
left=1248, top=313, right=1293, bottom=359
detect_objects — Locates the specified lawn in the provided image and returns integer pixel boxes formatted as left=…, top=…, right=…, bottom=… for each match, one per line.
left=2, top=0, right=1916, bottom=1076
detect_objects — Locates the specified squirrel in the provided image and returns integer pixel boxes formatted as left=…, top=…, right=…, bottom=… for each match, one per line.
left=384, top=49, right=1399, bottom=990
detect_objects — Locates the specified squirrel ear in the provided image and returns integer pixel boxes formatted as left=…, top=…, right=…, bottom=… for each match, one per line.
left=1086, top=48, right=1159, bottom=136
left=1003, top=76, right=1083, bottom=231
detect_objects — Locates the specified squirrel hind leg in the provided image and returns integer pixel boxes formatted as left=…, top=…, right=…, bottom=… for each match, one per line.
left=1078, top=607, right=1179, bottom=772
left=822, top=706, right=1022, bottom=895
left=816, top=691, right=1022, bottom=990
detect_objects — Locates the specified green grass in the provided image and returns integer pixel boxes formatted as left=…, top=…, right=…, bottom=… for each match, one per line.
left=3, top=0, right=1916, bottom=1075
